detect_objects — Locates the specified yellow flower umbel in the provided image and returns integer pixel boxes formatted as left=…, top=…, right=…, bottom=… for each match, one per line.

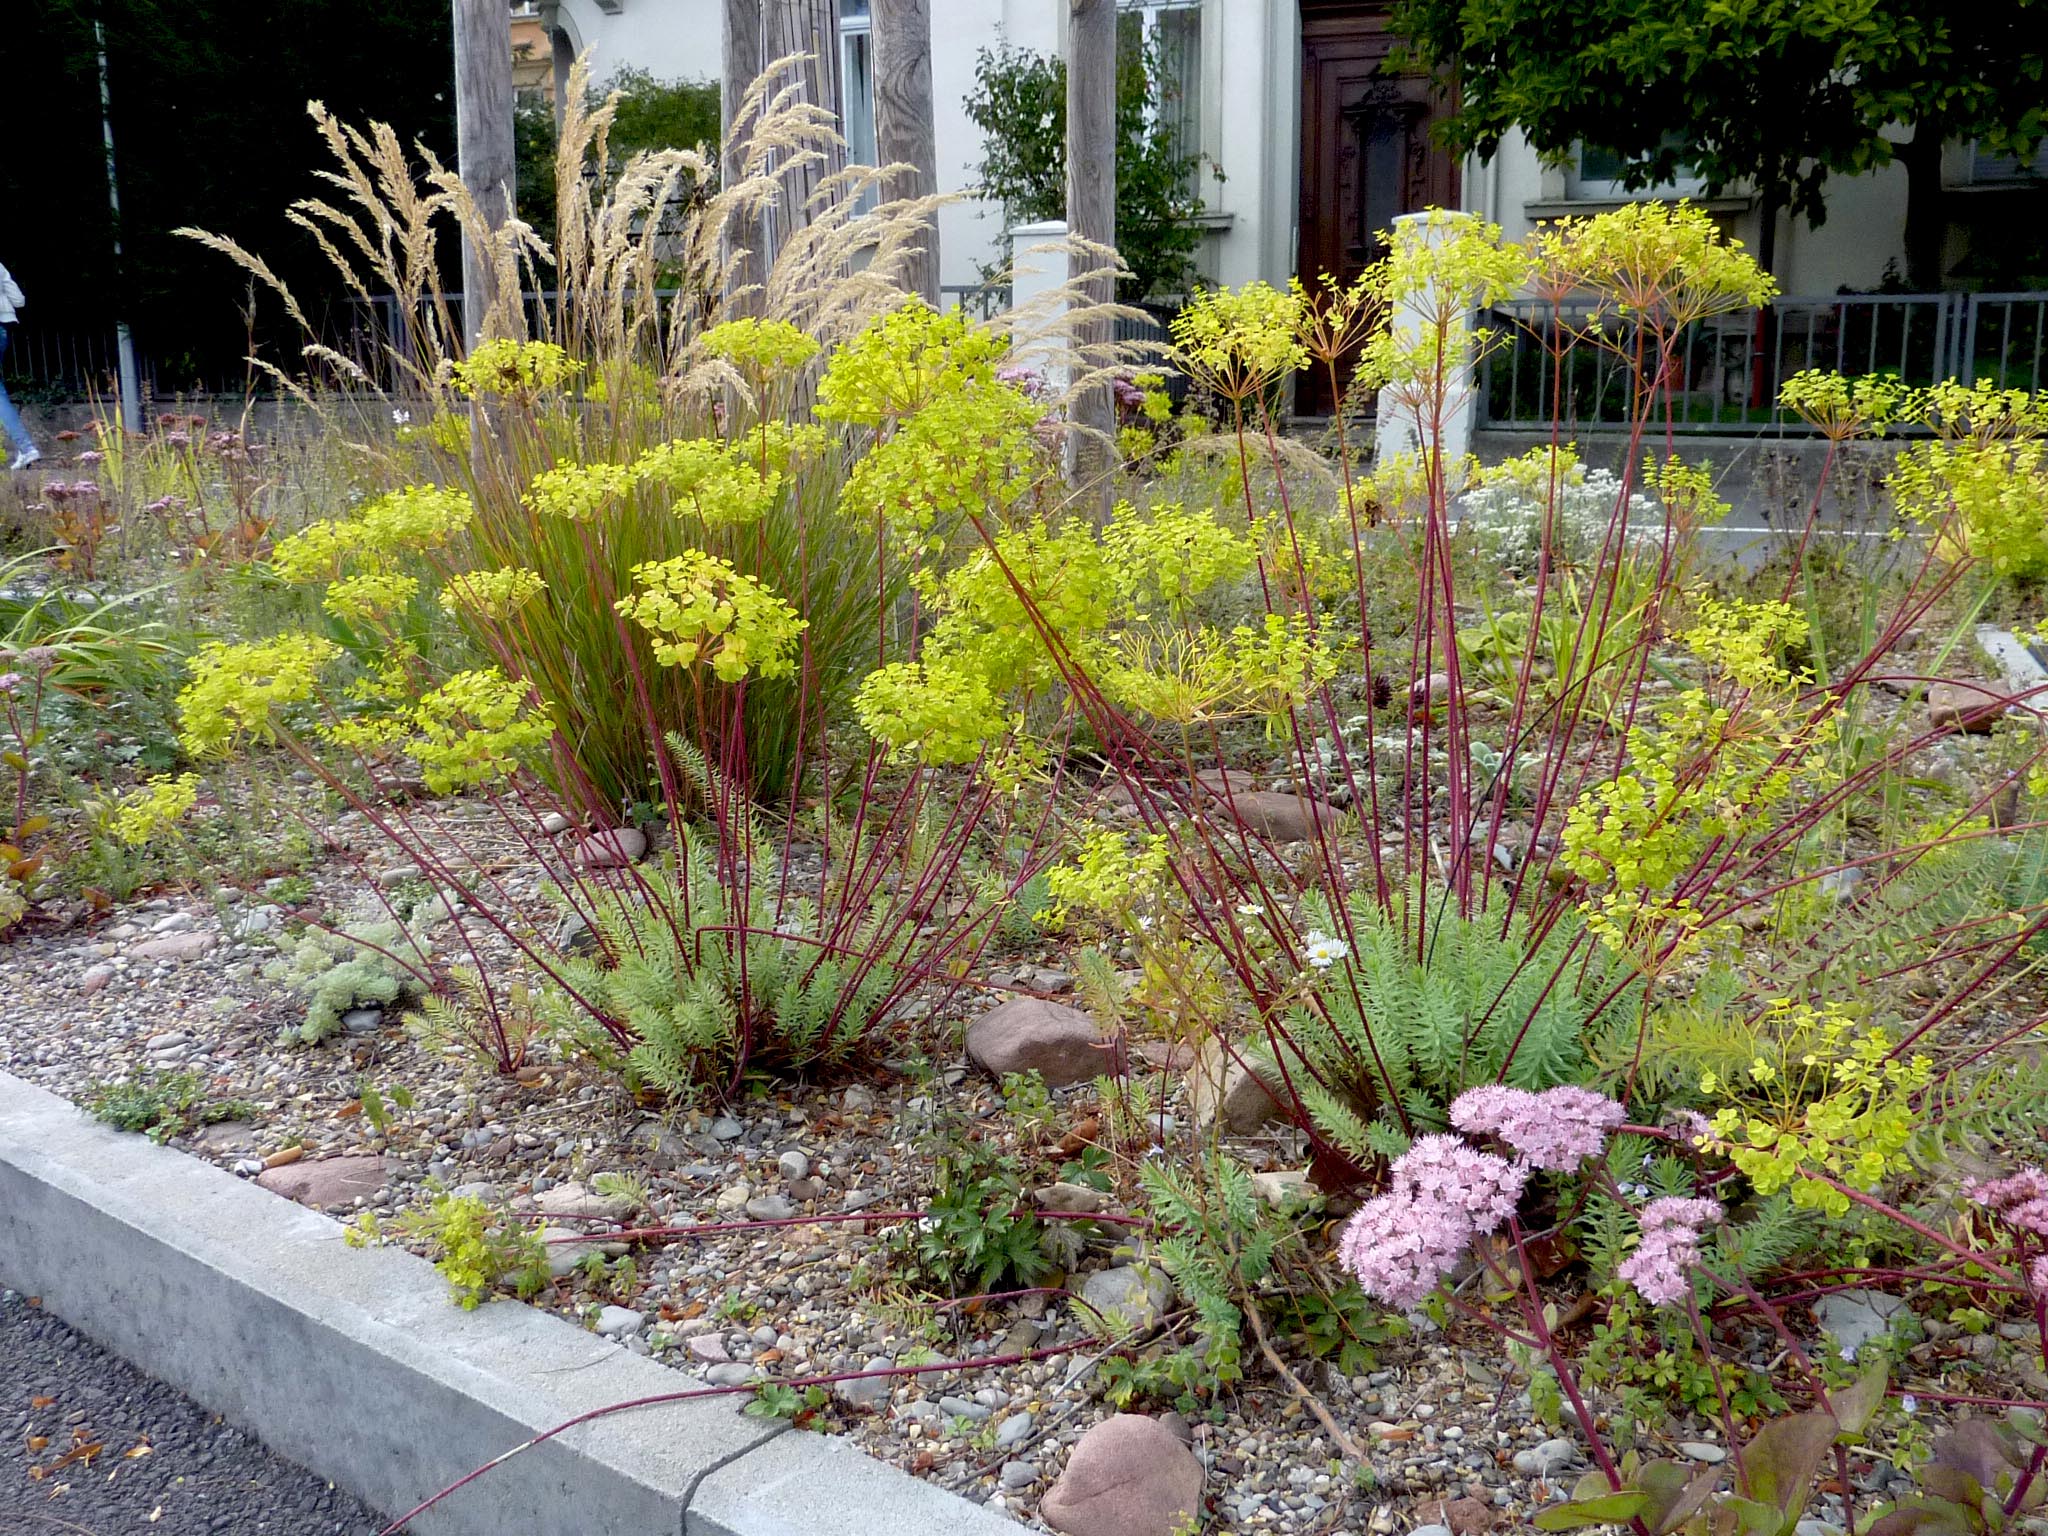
left=440, top=567, right=546, bottom=621
left=616, top=552, right=807, bottom=682
left=408, top=669, right=557, bottom=794
left=815, top=302, right=1009, bottom=426
left=1170, top=281, right=1308, bottom=402
left=634, top=439, right=782, bottom=526
left=525, top=462, right=637, bottom=523
left=700, top=317, right=820, bottom=375
left=1699, top=1001, right=1933, bottom=1218
left=177, top=635, right=339, bottom=757
left=105, top=773, right=200, bottom=847
left=447, top=339, right=583, bottom=403
left=1889, top=379, right=2048, bottom=577
left=1039, top=828, right=1171, bottom=930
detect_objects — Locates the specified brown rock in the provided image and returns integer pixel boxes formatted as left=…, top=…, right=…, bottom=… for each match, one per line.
left=1042, top=1414, right=1203, bottom=1536
left=129, top=932, right=216, bottom=963
left=1132, top=1040, right=1196, bottom=1073
left=1201, top=788, right=1337, bottom=844
left=256, top=1153, right=388, bottom=1208
left=1438, top=1495, right=1501, bottom=1534
left=1186, top=1036, right=1285, bottom=1135
left=1927, top=679, right=2011, bottom=733
left=576, top=826, right=648, bottom=868
left=1034, top=1181, right=1113, bottom=1214
left=965, top=997, right=1118, bottom=1087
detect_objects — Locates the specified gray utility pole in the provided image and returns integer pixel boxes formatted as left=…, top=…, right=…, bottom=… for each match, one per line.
left=722, top=0, right=767, bottom=312
left=1065, top=0, right=1117, bottom=494
left=873, top=0, right=939, bottom=307
left=92, top=21, right=141, bottom=433
left=452, top=0, right=518, bottom=350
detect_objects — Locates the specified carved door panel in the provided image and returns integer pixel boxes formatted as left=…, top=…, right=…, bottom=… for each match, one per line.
left=1297, top=5, right=1459, bottom=416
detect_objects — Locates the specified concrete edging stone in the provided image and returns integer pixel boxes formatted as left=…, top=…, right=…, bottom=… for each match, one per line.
left=0, top=1070, right=1020, bottom=1536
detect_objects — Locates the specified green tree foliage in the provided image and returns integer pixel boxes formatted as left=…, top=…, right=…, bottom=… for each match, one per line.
left=3, top=0, right=454, bottom=389
left=1388, top=0, right=2048, bottom=287
left=963, top=25, right=1211, bottom=303
left=516, top=69, right=721, bottom=254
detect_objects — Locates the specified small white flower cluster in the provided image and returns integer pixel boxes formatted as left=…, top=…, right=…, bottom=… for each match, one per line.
left=1458, top=466, right=1660, bottom=572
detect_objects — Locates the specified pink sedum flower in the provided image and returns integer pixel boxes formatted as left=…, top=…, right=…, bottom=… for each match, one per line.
left=1967, top=1168, right=2048, bottom=1237
left=1449, top=1084, right=1626, bottom=1171
left=1618, top=1197, right=1722, bottom=1306
left=1337, top=1137, right=1529, bottom=1309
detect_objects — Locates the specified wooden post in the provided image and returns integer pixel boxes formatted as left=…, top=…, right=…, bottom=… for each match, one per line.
left=1065, top=0, right=1117, bottom=495
left=764, top=0, right=844, bottom=254
left=873, top=0, right=939, bottom=307
left=723, top=0, right=767, bottom=311
left=452, top=0, right=518, bottom=349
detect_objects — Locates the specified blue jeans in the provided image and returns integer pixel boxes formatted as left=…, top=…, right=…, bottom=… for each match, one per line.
left=0, top=327, right=34, bottom=457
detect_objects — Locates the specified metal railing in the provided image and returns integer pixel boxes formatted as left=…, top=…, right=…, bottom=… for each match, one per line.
left=1478, top=291, right=2048, bottom=433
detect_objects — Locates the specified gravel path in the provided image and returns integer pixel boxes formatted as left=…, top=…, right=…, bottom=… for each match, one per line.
left=1, top=1290, right=385, bottom=1536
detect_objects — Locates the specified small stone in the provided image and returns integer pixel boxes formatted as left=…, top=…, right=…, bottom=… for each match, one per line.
left=1927, top=679, right=2010, bottom=734
left=78, top=963, right=116, bottom=997
left=777, top=1150, right=810, bottom=1181
left=576, top=826, right=647, bottom=868
left=594, top=1305, right=644, bottom=1337
left=1001, top=1461, right=1040, bottom=1490
left=834, top=1357, right=894, bottom=1407
left=130, top=932, right=215, bottom=963
left=965, top=997, right=1118, bottom=1087
left=709, top=1116, right=746, bottom=1141
left=1078, top=1264, right=1174, bottom=1332
left=151, top=911, right=198, bottom=934
left=540, top=1225, right=621, bottom=1279
left=840, top=1085, right=878, bottom=1113
left=1439, top=1496, right=1499, bottom=1533
left=232, top=905, right=282, bottom=938
left=1816, top=1292, right=1909, bottom=1361
left=745, top=1195, right=794, bottom=1222
left=686, top=1334, right=730, bottom=1363
left=1677, top=1441, right=1727, bottom=1464
left=1035, top=1181, right=1112, bottom=1214
left=1041, top=1413, right=1202, bottom=1536
left=1155, top=1411, right=1192, bottom=1446
left=531, top=1181, right=635, bottom=1222
left=374, top=866, right=412, bottom=889
left=715, top=1182, right=753, bottom=1213
left=788, top=1176, right=826, bottom=1202
left=340, top=1007, right=384, bottom=1036
left=1251, top=1169, right=1315, bottom=1209
left=1410, top=1526, right=1454, bottom=1536
left=1186, top=1036, right=1285, bottom=1136
left=1512, top=1437, right=1576, bottom=1479
left=705, top=1363, right=756, bottom=1387
left=540, top=811, right=572, bottom=835
left=996, top=1411, right=1035, bottom=1449
left=1201, top=787, right=1338, bottom=844
left=256, top=1153, right=388, bottom=1208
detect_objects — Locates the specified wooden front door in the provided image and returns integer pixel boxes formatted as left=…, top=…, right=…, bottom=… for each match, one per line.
left=1297, top=3, right=1460, bottom=416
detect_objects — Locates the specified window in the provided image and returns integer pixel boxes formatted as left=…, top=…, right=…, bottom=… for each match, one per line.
left=1568, top=136, right=1704, bottom=201
left=1119, top=0, right=1204, bottom=197
left=1969, top=140, right=2048, bottom=184
left=839, top=0, right=877, bottom=170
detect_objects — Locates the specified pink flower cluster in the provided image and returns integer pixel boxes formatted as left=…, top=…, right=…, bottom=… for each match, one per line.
left=1967, top=1168, right=2048, bottom=1237
left=1449, top=1084, right=1627, bottom=1171
left=1617, top=1197, right=1722, bottom=1305
left=1337, top=1135, right=1528, bottom=1309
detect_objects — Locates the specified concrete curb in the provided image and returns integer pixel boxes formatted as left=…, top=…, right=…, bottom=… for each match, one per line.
left=0, top=1071, right=1021, bottom=1536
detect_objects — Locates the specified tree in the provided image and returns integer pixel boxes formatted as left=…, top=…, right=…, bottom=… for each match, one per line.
left=873, top=0, right=939, bottom=306
left=963, top=29, right=1206, bottom=303
left=1390, top=0, right=2048, bottom=287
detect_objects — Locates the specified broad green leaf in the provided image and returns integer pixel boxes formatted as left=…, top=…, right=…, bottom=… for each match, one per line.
left=1534, top=1490, right=1651, bottom=1530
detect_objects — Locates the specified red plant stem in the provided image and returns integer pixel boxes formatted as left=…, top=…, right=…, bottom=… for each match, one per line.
left=534, top=1208, right=1153, bottom=1244
left=372, top=1339, right=1094, bottom=1535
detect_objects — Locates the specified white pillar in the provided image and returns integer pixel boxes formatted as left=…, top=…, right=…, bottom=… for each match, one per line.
left=1005, top=219, right=1071, bottom=391
left=1374, top=210, right=1477, bottom=471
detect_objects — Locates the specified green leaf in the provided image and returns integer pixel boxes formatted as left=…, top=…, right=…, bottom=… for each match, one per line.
left=1533, top=1490, right=1650, bottom=1530
left=1830, top=1358, right=1888, bottom=1440
left=1738, top=1410, right=1836, bottom=1521
left=1634, top=1456, right=1725, bottom=1535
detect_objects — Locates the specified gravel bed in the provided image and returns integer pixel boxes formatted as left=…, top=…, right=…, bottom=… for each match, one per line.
left=1, top=1289, right=384, bottom=1536
left=1, top=783, right=2040, bottom=1535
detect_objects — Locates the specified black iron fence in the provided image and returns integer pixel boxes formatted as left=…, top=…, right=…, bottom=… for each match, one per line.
left=1478, top=291, right=2048, bottom=433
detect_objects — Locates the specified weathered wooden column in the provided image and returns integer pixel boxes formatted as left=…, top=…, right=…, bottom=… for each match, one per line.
left=874, top=0, right=939, bottom=306
left=1065, top=0, right=1117, bottom=497
left=452, top=0, right=518, bottom=348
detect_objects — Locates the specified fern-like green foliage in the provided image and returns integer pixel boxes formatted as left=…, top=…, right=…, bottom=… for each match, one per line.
left=1266, top=889, right=1641, bottom=1166
left=542, top=738, right=903, bottom=1089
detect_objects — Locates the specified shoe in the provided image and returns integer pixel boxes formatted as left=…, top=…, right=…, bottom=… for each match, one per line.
left=7, top=447, right=39, bottom=471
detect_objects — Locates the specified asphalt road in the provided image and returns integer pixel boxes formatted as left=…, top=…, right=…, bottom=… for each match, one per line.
left=1, top=1290, right=385, bottom=1536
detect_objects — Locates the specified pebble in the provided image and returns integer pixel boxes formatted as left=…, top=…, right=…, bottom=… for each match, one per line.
left=937, top=1395, right=989, bottom=1421
left=594, top=1306, right=644, bottom=1337
left=687, top=1335, right=731, bottom=1364
left=77, top=963, right=114, bottom=996
left=1000, top=1461, right=1039, bottom=1489
left=834, top=1357, right=894, bottom=1407
left=710, top=1117, right=746, bottom=1141
left=704, top=1363, right=756, bottom=1387
left=341, top=1008, right=384, bottom=1035
left=745, top=1195, right=794, bottom=1222
left=777, top=1150, right=810, bottom=1181
left=995, top=1411, right=1034, bottom=1448
left=1678, top=1441, right=1727, bottom=1464
left=1513, top=1438, right=1575, bottom=1478
left=152, top=911, right=198, bottom=934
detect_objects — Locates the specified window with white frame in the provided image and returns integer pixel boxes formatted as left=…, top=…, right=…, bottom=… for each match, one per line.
left=839, top=0, right=878, bottom=170
left=1568, top=136, right=1704, bottom=200
left=1119, top=0, right=1204, bottom=197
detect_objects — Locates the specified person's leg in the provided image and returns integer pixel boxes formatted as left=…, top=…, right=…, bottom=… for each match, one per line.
left=0, top=328, right=38, bottom=463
